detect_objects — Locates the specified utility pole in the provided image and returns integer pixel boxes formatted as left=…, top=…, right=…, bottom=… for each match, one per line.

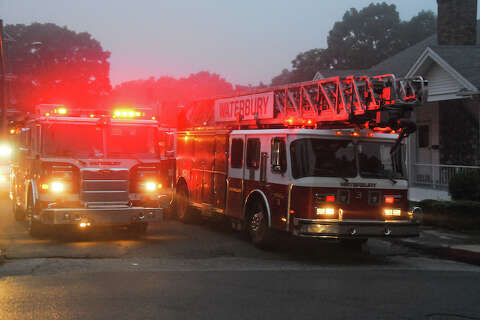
left=0, top=19, right=7, bottom=140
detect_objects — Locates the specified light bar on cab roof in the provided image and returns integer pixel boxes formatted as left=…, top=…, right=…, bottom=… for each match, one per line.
left=55, top=107, right=67, bottom=115
left=113, top=108, right=145, bottom=118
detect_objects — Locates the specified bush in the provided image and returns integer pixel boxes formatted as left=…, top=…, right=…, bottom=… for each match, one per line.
left=419, top=199, right=480, bottom=231
left=448, top=171, right=480, bottom=201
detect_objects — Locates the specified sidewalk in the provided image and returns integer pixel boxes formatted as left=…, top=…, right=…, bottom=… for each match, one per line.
left=394, top=226, right=480, bottom=266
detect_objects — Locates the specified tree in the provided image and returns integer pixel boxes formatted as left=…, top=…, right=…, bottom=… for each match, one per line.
left=111, top=71, right=235, bottom=107
left=400, top=10, right=437, bottom=48
left=327, top=2, right=403, bottom=69
left=291, top=48, right=331, bottom=82
left=271, top=69, right=293, bottom=86
left=5, top=23, right=111, bottom=109
left=271, top=3, right=436, bottom=84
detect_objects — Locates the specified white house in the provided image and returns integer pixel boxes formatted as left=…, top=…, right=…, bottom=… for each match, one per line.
left=315, top=0, right=480, bottom=201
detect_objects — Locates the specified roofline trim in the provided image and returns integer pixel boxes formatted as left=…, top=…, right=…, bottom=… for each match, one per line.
left=406, top=47, right=477, bottom=92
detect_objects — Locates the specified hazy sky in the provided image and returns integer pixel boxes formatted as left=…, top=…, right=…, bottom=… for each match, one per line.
left=0, top=0, right=469, bottom=86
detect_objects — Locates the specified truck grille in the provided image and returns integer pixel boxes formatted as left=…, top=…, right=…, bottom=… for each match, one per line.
left=80, top=169, right=129, bottom=206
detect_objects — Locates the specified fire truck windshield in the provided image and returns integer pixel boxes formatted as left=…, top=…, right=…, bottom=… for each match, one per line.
left=107, top=125, right=158, bottom=159
left=290, top=138, right=406, bottom=180
left=290, top=138, right=357, bottom=179
left=358, top=142, right=405, bottom=179
left=42, top=124, right=103, bottom=157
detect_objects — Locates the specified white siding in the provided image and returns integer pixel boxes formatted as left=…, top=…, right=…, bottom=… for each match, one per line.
left=425, top=63, right=463, bottom=102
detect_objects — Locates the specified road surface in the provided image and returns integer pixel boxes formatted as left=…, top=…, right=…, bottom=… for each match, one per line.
left=0, top=199, right=479, bottom=319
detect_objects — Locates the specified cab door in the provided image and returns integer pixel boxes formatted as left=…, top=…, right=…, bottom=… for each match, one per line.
left=265, top=136, right=289, bottom=230
left=200, top=134, right=215, bottom=204
left=243, top=136, right=262, bottom=196
left=213, top=134, right=228, bottom=212
left=226, top=135, right=244, bottom=219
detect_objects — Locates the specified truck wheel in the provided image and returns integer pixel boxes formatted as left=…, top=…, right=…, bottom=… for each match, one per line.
left=176, top=186, right=192, bottom=223
left=26, top=194, right=49, bottom=238
left=12, top=200, right=25, bottom=221
left=340, top=239, right=367, bottom=251
left=247, top=200, right=275, bottom=248
left=28, top=218, right=48, bottom=238
left=128, top=222, right=148, bottom=237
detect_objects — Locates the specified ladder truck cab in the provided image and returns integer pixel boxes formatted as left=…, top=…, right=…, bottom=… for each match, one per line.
left=10, top=104, right=175, bottom=237
left=176, top=74, right=427, bottom=247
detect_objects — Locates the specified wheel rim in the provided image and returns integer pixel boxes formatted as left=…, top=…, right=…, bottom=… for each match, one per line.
left=249, top=211, right=263, bottom=232
left=249, top=205, right=266, bottom=242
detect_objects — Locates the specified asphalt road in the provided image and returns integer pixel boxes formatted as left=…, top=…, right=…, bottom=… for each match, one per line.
left=0, top=198, right=479, bottom=320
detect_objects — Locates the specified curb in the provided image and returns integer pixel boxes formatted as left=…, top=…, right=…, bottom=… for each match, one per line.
left=394, top=239, right=480, bottom=266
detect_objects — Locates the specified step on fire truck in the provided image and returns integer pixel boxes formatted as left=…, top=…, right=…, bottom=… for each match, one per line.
left=10, top=104, right=175, bottom=237
left=175, top=74, right=427, bottom=247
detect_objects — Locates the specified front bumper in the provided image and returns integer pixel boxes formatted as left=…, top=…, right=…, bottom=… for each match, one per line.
left=39, top=206, right=163, bottom=226
left=293, top=218, right=419, bottom=239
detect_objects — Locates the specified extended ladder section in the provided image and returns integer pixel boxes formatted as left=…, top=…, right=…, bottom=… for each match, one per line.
left=184, top=74, right=428, bottom=131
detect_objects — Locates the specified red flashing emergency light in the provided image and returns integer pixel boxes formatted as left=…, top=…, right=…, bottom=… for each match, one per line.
left=384, top=196, right=395, bottom=204
left=326, top=195, right=336, bottom=202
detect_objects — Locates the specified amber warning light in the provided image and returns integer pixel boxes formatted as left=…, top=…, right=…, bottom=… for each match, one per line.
left=113, top=109, right=144, bottom=118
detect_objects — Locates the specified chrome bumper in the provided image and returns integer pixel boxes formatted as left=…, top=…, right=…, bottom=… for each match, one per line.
left=39, top=206, right=163, bottom=226
left=293, top=218, right=419, bottom=239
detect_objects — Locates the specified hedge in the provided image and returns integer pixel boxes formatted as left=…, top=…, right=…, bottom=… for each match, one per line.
left=418, top=199, right=480, bottom=231
left=448, top=171, right=480, bottom=201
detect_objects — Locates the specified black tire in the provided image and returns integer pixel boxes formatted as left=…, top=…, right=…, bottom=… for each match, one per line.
left=127, top=222, right=148, bottom=237
left=26, top=192, right=49, bottom=238
left=176, top=186, right=193, bottom=223
left=247, top=200, right=275, bottom=248
left=13, top=201, right=25, bottom=221
left=340, top=239, right=367, bottom=251
left=28, top=218, right=49, bottom=238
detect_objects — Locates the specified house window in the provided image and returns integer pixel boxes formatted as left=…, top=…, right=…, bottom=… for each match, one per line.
left=230, top=138, right=243, bottom=168
left=246, top=138, right=260, bottom=169
left=418, top=125, right=429, bottom=148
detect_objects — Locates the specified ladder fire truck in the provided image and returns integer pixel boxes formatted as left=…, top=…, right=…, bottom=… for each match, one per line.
left=175, top=74, right=427, bottom=247
left=10, top=104, right=175, bottom=237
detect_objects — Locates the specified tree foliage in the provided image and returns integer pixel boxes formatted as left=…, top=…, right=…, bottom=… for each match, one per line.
left=111, top=71, right=235, bottom=106
left=5, top=23, right=111, bottom=109
left=271, top=49, right=330, bottom=86
left=327, top=2, right=403, bottom=69
left=271, top=3, right=436, bottom=85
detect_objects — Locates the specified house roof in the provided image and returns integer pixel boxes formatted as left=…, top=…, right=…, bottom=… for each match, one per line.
left=368, top=36, right=437, bottom=77
left=428, top=45, right=480, bottom=89
left=314, top=24, right=480, bottom=93
left=314, top=36, right=440, bottom=81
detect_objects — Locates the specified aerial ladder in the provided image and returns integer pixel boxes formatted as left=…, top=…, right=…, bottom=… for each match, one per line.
left=183, top=74, right=427, bottom=149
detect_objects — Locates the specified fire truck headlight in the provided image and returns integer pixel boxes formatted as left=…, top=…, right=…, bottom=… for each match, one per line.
left=0, top=145, right=12, bottom=157
left=316, top=207, right=335, bottom=216
left=144, top=181, right=159, bottom=192
left=51, top=181, right=65, bottom=193
left=384, top=208, right=402, bottom=217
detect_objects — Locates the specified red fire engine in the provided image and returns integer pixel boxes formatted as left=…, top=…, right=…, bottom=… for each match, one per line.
left=10, top=104, right=175, bottom=237
left=175, top=74, right=427, bottom=247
